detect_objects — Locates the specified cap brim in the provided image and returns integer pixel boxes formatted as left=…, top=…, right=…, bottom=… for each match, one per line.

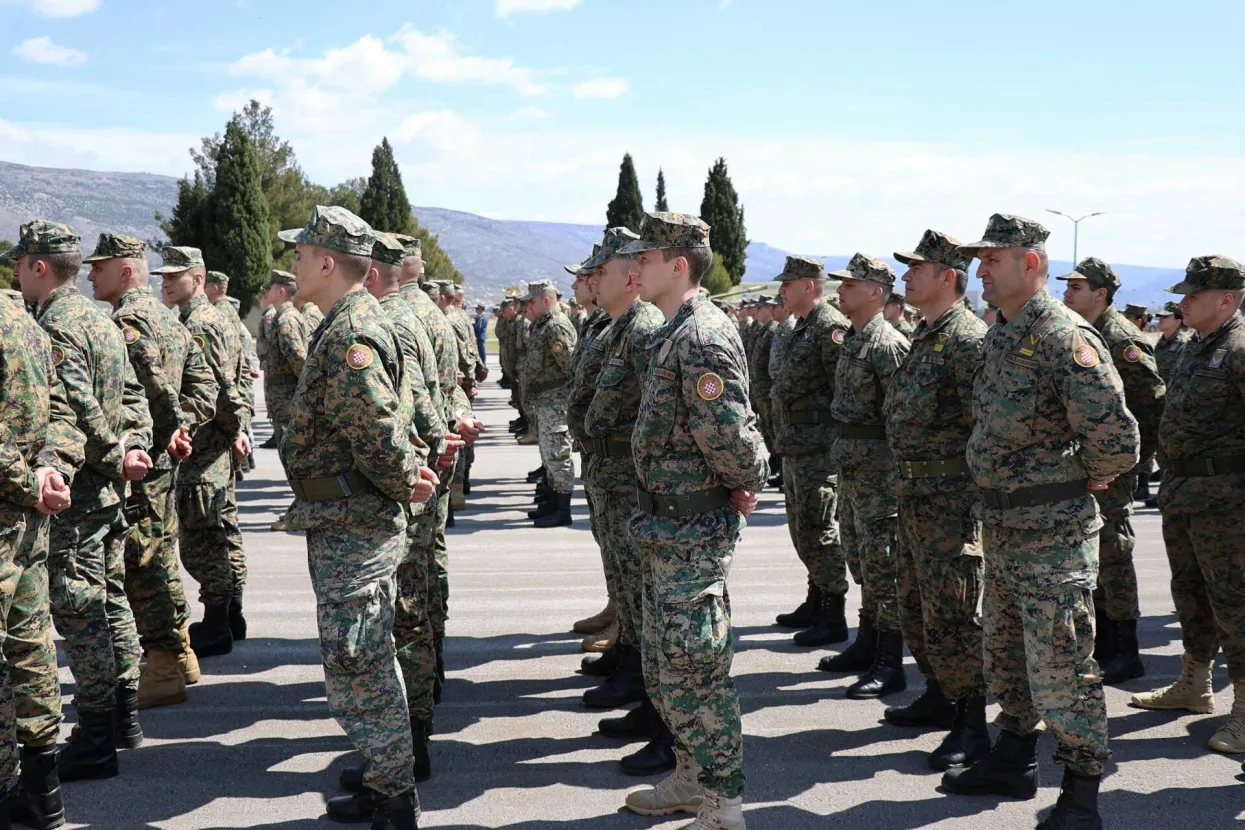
left=893, top=251, right=927, bottom=266
left=1165, top=281, right=1199, bottom=295
left=1054, top=271, right=1088, bottom=282
left=277, top=228, right=303, bottom=244
left=616, top=239, right=660, bottom=256
left=0, top=244, right=23, bottom=262
left=81, top=251, right=115, bottom=262
left=150, top=265, right=190, bottom=275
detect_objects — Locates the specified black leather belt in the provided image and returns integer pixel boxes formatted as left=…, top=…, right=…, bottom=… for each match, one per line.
left=837, top=423, right=886, bottom=440
left=289, top=469, right=375, bottom=501
left=585, top=439, right=631, bottom=458
left=900, top=458, right=971, bottom=479
left=1167, top=455, right=1245, bottom=477
left=786, top=409, right=826, bottom=425
left=979, top=480, right=1088, bottom=510
left=528, top=378, right=566, bottom=395
left=636, top=487, right=731, bottom=519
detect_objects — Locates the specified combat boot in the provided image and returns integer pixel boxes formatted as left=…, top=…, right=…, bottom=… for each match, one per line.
left=229, top=588, right=247, bottom=641
left=581, top=642, right=621, bottom=676
left=1208, top=682, right=1245, bottom=754
left=582, top=619, right=617, bottom=654
left=583, top=645, right=645, bottom=708
left=1101, top=618, right=1144, bottom=685
left=621, top=719, right=677, bottom=776
left=11, top=745, right=65, bottom=829
left=599, top=696, right=663, bottom=739
left=370, top=790, right=419, bottom=830
left=766, top=455, right=783, bottom=489
left=58, top=710, right=117, bottom=782
left=1130, top=653, right=1214, bottom=714
left=450, top=481, right=467, bottom=511
left=929, top=695, right=991, bottom=771
left=817, top=613, right=876, bottom=672
left=138, top=648, right=187, bottom=709
left=625, top=752, right=703, bottom=816
left=113, top=684, right=143, bottom=749
left=526, top=466, right=546, bottom=483
left=1037, top=768, right=1102, bottom=829
left=1134, top=475, right=1151, bottom=503
left=793, top=592, right=848, bottom=647
left=680, top=792, right=746, bottom=830
left=516, top=430, right=538, bottom=445
left=884, top=678, right=956, bottom=728
left=774, top=581, right=821, bottom=629
left=1092, top=607, right=1114, bottom=665
left=326, top=787, right=380, bottom=822
left=260, top=434, right=279, bottom=449
left=189, top=602, right=234, bottom=658
left=941, top=729, right=1039, bottom=799
left=572, top=599, right=616, bottom=634
left=179, top=625, right=201, bottom=684
left=527, top=499, right=556, bottom=520
left=411, top=716, right=432, bottom=782
left=533, top=493, right=572, bottom=528
left=846, top=631, right=906, bottom=699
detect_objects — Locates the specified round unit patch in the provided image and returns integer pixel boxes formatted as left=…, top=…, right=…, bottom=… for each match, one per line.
left=346, top=344, right=374, bottom=370
left=552, top=341, right=565, bottom=354
left=121, top=326, right=141, bottom=345
left=1123, top=344, right=1143, bottom=363
left=193, top=334, right=207, bottom=351
left=1074, top=344, right=1100, bottom=368
left=50, top=345, right=64, bottom=367
left=831, top=330, right=846, bottom=345
left=696, top=372, right=725, bottom=401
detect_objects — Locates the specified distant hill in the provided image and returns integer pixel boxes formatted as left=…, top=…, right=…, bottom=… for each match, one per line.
left=0, top=160, right=1183, bottom=308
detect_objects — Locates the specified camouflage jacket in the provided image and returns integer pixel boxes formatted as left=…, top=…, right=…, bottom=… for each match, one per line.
left=1155, top=327, right=1194, bottom=384
left=112, top=287, right=218, bottom=471
left=830, top=312, right=910, bottom=474
left=214, top=296, right=256, bottom=408
left=280, top=290, right=420, bottom=535
left=256, top=306, right=275, bottom=362
left=446, top=306, right=482, bottom=390
left=378, top=292, right=448, bottom=459
left=266, top=304, right=309, bottom=387
left=179, top=294, right=250, bottom=483
left=883, top=302, right=986, bottom=496
left=890, top=316, right=917, bottom=339
left=748, top=321, right=777, bottom=400
left=38, top=286, right=153, bottom=512
left=0, top=293, right=85, bottom=511
left=969, top=288, right=1139, bottom=531
left=301, top=302, right=324, bottom=333
left=1092, top=304, right=1166, bottom=473
left=567, top=307, right=613, bottom=441
left=768, top=316, right=795, bottom=380
left=523, top=309, right=578, bottom=402
left=1157, top=312, right=1245, bottom=515
left=400, top=283, right=469, bottom=426
left=585, top=301, right=664, bottom=444
left=770, top=300, right=851, bottom=456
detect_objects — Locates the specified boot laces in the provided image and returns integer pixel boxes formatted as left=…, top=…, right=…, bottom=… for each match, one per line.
left=686, top=792, right=725, bottom=828
left=1221, top=693, right=1245, bottom=738
left=654, top=765, right=699, bottom=801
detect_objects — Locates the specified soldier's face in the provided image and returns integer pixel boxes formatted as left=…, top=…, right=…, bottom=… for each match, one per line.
left=1156, top=314, right=1181, bottom=336
left=836, top=278, right=877, bottom=315
left=901, top=261, right=941, bottom=309
left=1178, top=289, right=1230, bottom=333
left=292, top=245, right=329, bottom=305
left=975, top=248, right=1024, bottom=307
left=161, top=270, right=195, bottom=307
left=632, top=251, right=677, bottom=304
left=1061, top=278, right=1099, bottom=319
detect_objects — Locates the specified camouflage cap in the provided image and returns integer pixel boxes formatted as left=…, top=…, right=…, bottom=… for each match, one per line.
left=1, top=219, right=81, bottom=261
left=1123, top=303, right=1149, bottom=317
left=526, top=279, right=558, bottom=299
left=957, top=213, right=1049, bottom=256
left=151, top=246, right=206, bottom=275
left=617, top=212, right=711, bottom=255
left=392, top=233, right=421, bottom=257
left=420, top=281, right=442, bottom=298
left=894, top=229, right=970, bottom=271
left=205, top=270, right=230, bottom=286
left=370, top=232, right=405, bottom=266
left=1166, top=255, right=1245, bottom=294
left=1055, top=256, right=1120, bottom=293
left=1156, top=301, right=1182, bottom=318
left=775, top=254, right=826, bottom=282
left=565, top=244, right=601, bottom=276
left=583, top=228, right=641, bottom=270
left=82, top=232, right=145, bottom=262
left=828, top=253, right=896, bottom=288
left=265, top=269, right=297, bottom=289
left=277, top=205, right=374, bottom=257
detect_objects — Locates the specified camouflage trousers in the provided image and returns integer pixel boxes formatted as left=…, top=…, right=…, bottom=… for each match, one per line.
left=177, top=472, right=245, bottom=605
left=49, top=502, right=142, bottom=712
left=754, top=398, right=775, bottom=456
left=583, top=455, right=643, bottom=648
left=430, top=489, right=449, bottom=642
left=634, top=508, right=744, bottom=800
left=264, top=384, right=295, bottom=444
left=1094, top=469, right=1139, bottom=622
left=0, top=508, right=61, bottom=782
left=781, top=453, right=848, bottom=597
left=395, top=505, right=438, bottom=721
left=124, top=467, right=190, bottom=652
left=532, top=394, right=574, bottom=494
left=580, top=455, right=617, bottom=608
left=982, top=521, right=1109, bottom=777
left=895, top=489, right=985, bottom=700
left=839, top=468, right=900, bottom=633
left=307, top=526, right=416, bottom=799
left=1161, top=511, right=1245, bottom=684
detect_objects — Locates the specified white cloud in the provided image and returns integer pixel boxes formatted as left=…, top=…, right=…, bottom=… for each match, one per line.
left=571, top=77, right=629, bottom=99
left=26, top=0, right=100, bottom=17
left=390, top=25, right=549, bottom=96
left=11, top=36, right=86, bottom=67
left=496, top=0, right=582, bottom=18
left=510, top=106, right=554, bottom=120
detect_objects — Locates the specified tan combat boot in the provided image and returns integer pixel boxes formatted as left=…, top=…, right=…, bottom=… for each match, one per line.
left=582, top=618, right=617, bottom=653
left=450, top=481, right=467, bottom=511
left=1208, top=682, right=1245, bottom=754
left=516, top=430, right=538, bottom=446
left=572, top=599, right=616, bottom=634
left=1130, top=652, right=1214, bottom=714
left=180, top=625, right=202, bottom=684
left=625, top=752, right=703, bottom=816
left=138, top=648, right=187, bottom=709
left=679, top=793, right=747, bottom=830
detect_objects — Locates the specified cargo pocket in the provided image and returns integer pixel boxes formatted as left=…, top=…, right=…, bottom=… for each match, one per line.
left=317, top=581, right=390, bottom=675
left=176, top=484, right=225, bottom=531
left=659, top=579, right=730, bottom=672
left=49, top=528, right=97, bottom=617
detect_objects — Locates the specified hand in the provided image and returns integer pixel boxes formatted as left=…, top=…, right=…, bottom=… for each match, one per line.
left=456, top=419, right=484, bottom=447
left=730, top=488, right=758, bottom=518
left=1087, top=476, right=1118, bottom=492
left=475, top=365, right=489, bottom=382
left=232, top=433, right=252, bottom=461
left=35, top=468, right=71, bottom=515
left=250, top=367, right=260, bottom=379
left=467, top=386, right=478, bottom=399
left=122, top=449, right=153, bottom=482
left=437, top=434, right=466, bottom=470
left=456, top=371, right=465, bottom=384
left=411, top=466, right=438, bottom=503
left=167, top=426, right=193, bottom=460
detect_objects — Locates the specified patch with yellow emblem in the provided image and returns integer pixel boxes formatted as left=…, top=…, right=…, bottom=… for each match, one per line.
left=50, top=345, right=64, bottom=367
left=696, top=372, right=725, bottom=401
left=193, top=334, right=207, bottom=352
left=121, top=326, right=141, bottom=345
left=1123, top=345, right=1143, bottom=363
left=1073, top=343, right=1100, bottom=369
left=831, top=330, right=846, bottom=345
left=345, top=344, right=374, bottom=370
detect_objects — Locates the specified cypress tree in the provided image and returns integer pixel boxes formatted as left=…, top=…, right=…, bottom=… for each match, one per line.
left=699, top=157, right=748, bottom=285
left=700, top=252, right=732, bottom=296
left=359, top=138, right=412, bottom=233
left=605, top=152, right=644, bottom=232
left=655, top=168, right=669, bottom=212
left=207, top=118, right=272, bottom=317
left=157, top=171, right=212, bottom=251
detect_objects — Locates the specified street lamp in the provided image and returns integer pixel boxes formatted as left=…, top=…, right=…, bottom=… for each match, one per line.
left=1045, top=209, right=1107, bottom=267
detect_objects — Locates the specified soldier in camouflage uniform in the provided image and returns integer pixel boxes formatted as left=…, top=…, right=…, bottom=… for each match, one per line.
left=86, top=234, right=219, bottom=709
left=766, top=297, right=795, bottom=488
left=943, top=214, right=1139, bottom=830
left=277, top=207, right=431, bottom=830
left=439, top=283, right=482, bottom=510
left=155, top=247, right=252, bottom=659
left=768, top=256, right=851, bottom=652
left=205, top=272, right=256, bottom=469
left=259, top=271, right=306, bottom=445
left=747, top=298, right=778, bottom=478
left=1123, top=303, right=1150, bottom=332
left=1133, top=255, right=1245, bottom=757
left=17, top=221, right=151, bottom=782
left=521, top=280, right=578, bottom=527
left=1, top=224, right=88, bottom=829
left=1060, top=258, right=1166, bottom=685
left=256, top=294, right=279, bottom=448
left=1154, top=301, right=1193, bottom=383
left=300, top=296, right=325, bottom=332
left=881, top=231, right=990, bottom=770
left=620, top=212, right=764, bottom=830
left=825, top=254, right=911, bottom=699
left=885, top=292, right=917, bottom=338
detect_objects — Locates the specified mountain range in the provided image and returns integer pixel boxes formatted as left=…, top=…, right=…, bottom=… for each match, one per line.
left=0, top=160, right=1183, bottom=308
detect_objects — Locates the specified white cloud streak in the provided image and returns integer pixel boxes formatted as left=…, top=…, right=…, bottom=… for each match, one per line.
left=496, top=0, right=582, bottom=18
left=11, top=36, right=85, bottom=67
left=27, top=0, right=100, bottom=17
left=571, top=77, right=629, bottom=99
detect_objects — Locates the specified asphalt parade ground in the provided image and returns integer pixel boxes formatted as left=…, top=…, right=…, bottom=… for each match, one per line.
left=53, top=358, right=1244, bottom=828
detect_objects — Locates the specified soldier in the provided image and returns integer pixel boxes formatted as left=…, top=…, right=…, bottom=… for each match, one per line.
left=154, top=247, right=252, bottom=658
left=519, top=281, right=577, bottom=527
left=473, top=300, right=488, bottom=362
left=260, top=270, right=307, bottom=498
left=882, top=231, right=990, bottom=769
left=300, top=294, right=325, bottom=331
left=766, top=296, right=796, bottom=489
left=256, top=291, right=279, bottom=448
left=276, top=206, right=433, bottom=830
left=942, top=214, right=1138, bottom=830
left=1060, top=258, right=1166, bottom=684
left=1131, top=255, right=1245, bottom=757
left=16, top=221, right=151, bottom=782
left=747, top=297, right=778, bottom=482
left=205, top=272, right=256, bottom=458
left=1154, top=301, right=1193, bottom=383
left=884, top=292, right=916, bottom=338
left=86, top=234, right=218, bottom=709
left=434, top=284, right=478, bottom=510
left=1123, top=303, right=1150, bottom=331
left=768, top=256, right=851, bottom=651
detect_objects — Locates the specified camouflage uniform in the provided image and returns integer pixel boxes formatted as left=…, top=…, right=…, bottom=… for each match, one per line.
left=301, top=301, right=325, bottom=333
left=748, top=313, right=778, bottom=459
left=621, top=214, right=766, bottom=801
left=208, top=276, right=256, bottom=423
left=522, top=284, right=578, bottom=496
left=261, top=271, right=307, bottom=441
left=1154, top=311, right=1193, bottom=384
left=962, top=215, right=1138, bottom=778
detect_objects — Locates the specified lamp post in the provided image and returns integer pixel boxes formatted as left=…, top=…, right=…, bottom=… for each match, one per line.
left=1045, top=209, right=1107, bottom=267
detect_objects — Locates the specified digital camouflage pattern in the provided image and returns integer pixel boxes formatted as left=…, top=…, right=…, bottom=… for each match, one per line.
left=302, top=301, right=325, bottom=332
left=768, top=315, right=795, bottom=382
left=894, top=229, right=971, bottom=271
left=617, top=211, right=711, bottom=256
left=2, top=219, right=81, bottom=261
left=890, top=314, right=916, bottom=339
left=630, top=294, right=765, bottom=800
left=277, top=205, right=374, bottom=257
left=747, top=317, right=778, bottom=457
left=523, top=306, right=578, bottom=494
left=1055, top=256, right=1121, bottom=293
left=1154, top=326, right=1193, bottom=384
left=957, top=213, right=1050, bottom=255
left=445, top=303, right=483, bottom=394
left=150, top=246, right=206, bottom=274
left=828, top=253, right=897, bottom=288
left=82, top=232, right=146, bottom=262
left=1166, top=254, right=1245, bottom=294
left=263, top=303, right=310, bottom=438
left=774, top=254, right=825, bottom=282
left=212, top=294, right=256, bottom=424
left=567, top=307, right=612, bottom=443
left=581, top=227, right=640, bottom=271
left=205, top=270, right=229, bottom=286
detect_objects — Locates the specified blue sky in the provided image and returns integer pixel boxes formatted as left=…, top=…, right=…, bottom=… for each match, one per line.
left=3, top=0, right=1245, bottom=266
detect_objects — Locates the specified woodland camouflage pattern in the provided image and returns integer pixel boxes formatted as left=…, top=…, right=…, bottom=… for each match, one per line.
left=150, top=246, right=206, bottom=274
left=957, top=213, right=1050, bottom=255
left=523, top=305, right=577, bottom=494
left=829, top=253, right=896, bottom=288
left=894, top=229, right=971, bottom=271
left=617, top=211, right=711, bottom=255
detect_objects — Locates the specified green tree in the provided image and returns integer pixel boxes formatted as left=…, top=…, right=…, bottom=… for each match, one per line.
left=207, top=118, right=272, bottom=316
left=655, top=168, right=669, bottom=212
left=700, top=252, right=732, bottom=296
left=325, top=177, right=367, bottom=215
left=699, top=157, right=748, bottom=285
left=156, top=171, right=212, bottom=251
left=0, top=242, right=14, bottom=289
left=605, top=152, right=644, bottom=232
left=359, top=138, right=412, bottom=233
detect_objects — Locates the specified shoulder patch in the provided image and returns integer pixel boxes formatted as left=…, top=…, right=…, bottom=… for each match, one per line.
left=552, top=341, right=565, bottom=354
left=831, top=329, right=846, bottom=345
left=346, top=343, right=375, bottom=370
left=696, top=372, right=725, bottom=401
left=1123, top=344, right=1143, bottom=363
left=193, top=334, right=207, bottom=351
left=121, top=326, right=141, bottom=345
left=1073, top=342, right=1100, bottom=369
left=50, top=345, right=65, bottom=367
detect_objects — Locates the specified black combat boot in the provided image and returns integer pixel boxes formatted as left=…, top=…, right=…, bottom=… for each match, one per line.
left=411, top=716, right=432, bottom=783
left=884, top=678, right=956, bottom=728
left=767, top=455, right=784, bottom=488
left=1134, top=476, right=1150, bottom=503
left=1036, top=768, right=1102, bottom=829
left=620, top=720, right=676, bottom=776
left=527, top=499, right=556, bottom=520
left=1092, top=606, right=1114, bottom=666
left=189, top=601, right=233, bottom=658
left=599, top=696, right=663, bottom=739
left=58, top=710, right=117, bottom=782
left=260, top=434, right=279, bottom=449
left=582, top=645, right=645, bottom=709
left=11, top=745, right=64, bottom=829
left=370, top=790, right=419, bottom=830
left=533, top=493, right=572, bottom=528
left=775, top=581, right=821, bottom=629
left=229, top=587, right=247, bottom=642
left=941, top=729, right=1039, bottom=799
left=1101, top=618, right=1145, bottom=685
left=793, top=592, right=848, bottom=647
left=929, top=695, right=992, bottom=771
left=846, top=631, right=907, bottom=699
left=326, top=787, right=379, bottom=822
left=526, top=466, right=546, bottom=483
left=581, top=643, right=622, bottom=677
left=817, top=613, right=876, bottom=672
left=113, top=684, right=143, bottom=749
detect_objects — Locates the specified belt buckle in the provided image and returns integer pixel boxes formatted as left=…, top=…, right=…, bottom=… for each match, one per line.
left=902, top=461, right=914, bottom=479
left=337, top=474, right=353, bottom=498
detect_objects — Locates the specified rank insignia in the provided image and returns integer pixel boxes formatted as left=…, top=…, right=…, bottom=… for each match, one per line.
left=51, top=345, right=64, bottom=367
left=1073, top=344, right=1100, bottom=368
left=193, top=334, right=207, bottom=355
left=346, top=344, right=374, bottom=370
left=658, top=340, right=672, bottom=364
left=933, top=334, right=949, bottom=353
left=1210, top=349, right=1226, bottom=368
left=696, top=372, right=725, bottom=401
left=121, top=326, right=141, bottom=344
left=1123, top=345, right=1143, bottom=363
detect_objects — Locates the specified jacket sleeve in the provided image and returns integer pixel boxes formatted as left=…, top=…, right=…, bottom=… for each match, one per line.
left=1052, top=329, right=1140, bottom=481
left=681, top=341, right=767, bottom=492
left=47, top=327, right=126, bottom=481
left=120, top=355, right=154, bottom=455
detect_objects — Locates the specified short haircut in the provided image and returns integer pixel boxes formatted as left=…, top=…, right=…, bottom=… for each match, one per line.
left=661, top=246, right=713, bottom=284
left=372, top=260, right=401, bottom=287
left=1103, top=285, right=1119, bottom=304
left=952, top=268, right=968, bottom=296
left=886, top=293, right=904, bottom=306
left=32, top=251, right=82, bottom=282
left=317, top=246, right=370, bottom=282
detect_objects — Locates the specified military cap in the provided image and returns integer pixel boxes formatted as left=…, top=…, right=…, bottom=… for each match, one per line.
left=277, top=205, right=374, bottom=257
left=886, top=292, right=905, bottom=305
left=1055, top=257, right=1120, bottom=293
left=205, top=270, right=230, bottom=286
left=828, top=253, right=896, bottom=288
left=1123, top=303, right=1150, bottom=317
left=265, top=269, right=297, bottom=289
left=2, top=219, right=80, bottom=261
left=420, top=281, right=442, bottom=298
left=370, top=232, right=405, bottom=266
left=775, top=254, right=826, bottom=282
left=82, top=232, right=145, bottom=262
left=565, top=244, right=601, bottom=276
left=583, top=228, right=641, bottom=270
left=526, top=279, right=558, bottom=299
left=618, top=212, right=711, bottom=255
left=1156, top=301, right=1182, bottom=318
left=151, top=246, right=206, bottom=274
left=392, top=233, right=421, bottom=257
left=895, top=229, right=971, bottom=271
left=957, top=213, right=1049, bottom=256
